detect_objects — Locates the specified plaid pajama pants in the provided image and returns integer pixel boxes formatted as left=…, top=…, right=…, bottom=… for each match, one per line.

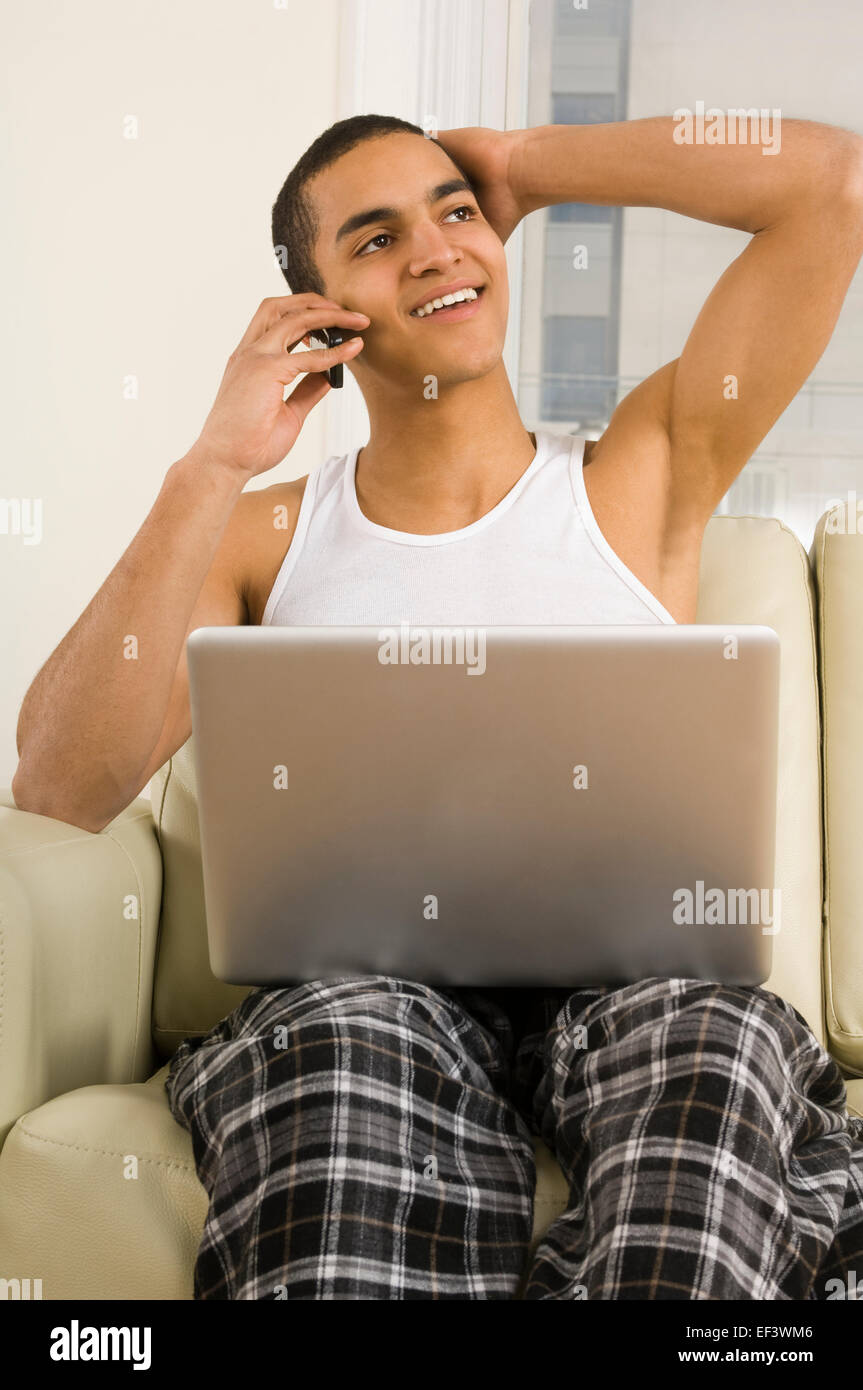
left=165, top=974, right=863, bottom=1300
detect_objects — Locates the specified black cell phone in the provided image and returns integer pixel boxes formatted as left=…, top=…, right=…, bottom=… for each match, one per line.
left=307, top=324, right=362, bottom=389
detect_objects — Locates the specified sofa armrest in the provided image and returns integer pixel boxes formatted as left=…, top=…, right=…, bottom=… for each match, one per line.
left=0, top=793, right=162, bottom=1147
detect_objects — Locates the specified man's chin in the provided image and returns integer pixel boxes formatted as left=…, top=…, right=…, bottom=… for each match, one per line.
left=391, top=347, right=504, bottom=388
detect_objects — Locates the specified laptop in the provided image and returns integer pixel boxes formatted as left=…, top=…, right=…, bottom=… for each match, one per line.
left=186, top=623, right=780, bottom=988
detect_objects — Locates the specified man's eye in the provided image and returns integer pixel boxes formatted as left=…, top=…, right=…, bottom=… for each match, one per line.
left=357, top=232, right=393, bottom=257
left=356, top=205, right=478, bottom=257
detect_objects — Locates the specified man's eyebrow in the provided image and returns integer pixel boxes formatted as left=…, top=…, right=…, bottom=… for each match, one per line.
left=334, top=178, right=474, bottom=247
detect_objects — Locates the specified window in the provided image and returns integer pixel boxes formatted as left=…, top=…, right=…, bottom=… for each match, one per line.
left=518, top=0, right=863, bottom=547
left=519, top=0, right=632, bottom=433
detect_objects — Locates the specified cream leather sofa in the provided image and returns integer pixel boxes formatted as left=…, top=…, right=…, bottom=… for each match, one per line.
left=1, top=505, right=861, bottom=1300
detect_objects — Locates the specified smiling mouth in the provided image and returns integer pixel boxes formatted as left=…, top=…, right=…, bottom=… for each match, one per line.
left=409, top=286, right=486, bottom=320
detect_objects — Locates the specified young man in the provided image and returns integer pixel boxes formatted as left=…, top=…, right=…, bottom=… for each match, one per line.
left=13, top=114, right=863, bottom=1300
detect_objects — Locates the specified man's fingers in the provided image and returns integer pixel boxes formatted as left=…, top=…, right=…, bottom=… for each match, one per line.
left=269, top=337, right=364, bottom=385
left=231, top=294, right=345, bottom=356
left=257, top=306, right=369, bottom=357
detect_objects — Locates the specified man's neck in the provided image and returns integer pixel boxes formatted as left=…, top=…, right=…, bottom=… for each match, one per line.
left=355, top=365, right=538, bottom=534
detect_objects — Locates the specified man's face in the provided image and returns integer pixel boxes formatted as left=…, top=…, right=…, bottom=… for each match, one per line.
left=309, top=131, right=509, bottom=390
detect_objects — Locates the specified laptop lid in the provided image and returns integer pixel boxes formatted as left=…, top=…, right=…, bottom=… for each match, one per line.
left=186, top=624, right=780, bottom=988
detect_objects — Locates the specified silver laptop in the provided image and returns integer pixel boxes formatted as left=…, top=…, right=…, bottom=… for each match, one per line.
left=186, top=624, right=780, bottom=988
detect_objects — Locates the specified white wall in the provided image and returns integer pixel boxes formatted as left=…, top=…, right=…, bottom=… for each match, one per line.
left=0, top=0, right=342, bottom=790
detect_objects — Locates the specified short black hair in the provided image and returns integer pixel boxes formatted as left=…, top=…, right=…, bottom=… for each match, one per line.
left=271, top=114, right=473, bottom=298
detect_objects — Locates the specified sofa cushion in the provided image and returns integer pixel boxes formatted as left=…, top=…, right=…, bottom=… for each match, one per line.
left=0, top=1066, right=207, bottom=1299
left=0, top=1067, right=570, bottom=1299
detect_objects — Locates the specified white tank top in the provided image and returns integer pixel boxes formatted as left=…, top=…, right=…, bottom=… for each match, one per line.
left=262, top=428, right=676, bottom=627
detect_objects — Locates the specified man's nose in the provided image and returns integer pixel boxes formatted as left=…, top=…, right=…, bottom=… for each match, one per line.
left=407, top=223, right=463, bottom=271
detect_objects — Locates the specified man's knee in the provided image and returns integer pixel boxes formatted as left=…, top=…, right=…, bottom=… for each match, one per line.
left=593, top=977, right=828, bottom=1104
left=219, top=975, right=471, bottom=1096
left=635, top=974, right=801, bottom=1029
left=558, top=975, right=806, bottom=1069
left=240, top=974, right=455, bottom=1035
left=168, top=976, right=463, bottom=1133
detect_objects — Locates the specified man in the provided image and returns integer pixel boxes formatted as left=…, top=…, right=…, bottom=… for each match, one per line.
left=13, top=114, right=863, bottom=1300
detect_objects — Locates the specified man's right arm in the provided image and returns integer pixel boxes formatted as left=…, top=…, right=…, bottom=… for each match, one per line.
left=11, top=291, right=370, bottom=834
left=12, top=449, right=250, bottom=833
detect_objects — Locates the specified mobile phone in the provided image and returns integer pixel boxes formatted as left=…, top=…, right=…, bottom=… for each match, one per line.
left=307, top=324, right=362, bottom=389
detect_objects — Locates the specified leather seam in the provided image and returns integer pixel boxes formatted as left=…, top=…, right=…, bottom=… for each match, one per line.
left=148, top=757, right=174, bottom=1043
left=101, top=824, right=151, bottom=1079
left=795, top=511, right=829, bottom=1047
left=1, top=832, right=108, bottom=859
left=815, top=515, right=863, bottom=1042
left=15, top=1120, right=199, bottom=1172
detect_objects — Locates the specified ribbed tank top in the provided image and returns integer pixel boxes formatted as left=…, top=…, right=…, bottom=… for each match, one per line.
left=262, top=428, right=676, bottom=627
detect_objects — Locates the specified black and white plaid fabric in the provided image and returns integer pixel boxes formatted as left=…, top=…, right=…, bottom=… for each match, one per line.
left=165, top=974, right=863, bottom=1300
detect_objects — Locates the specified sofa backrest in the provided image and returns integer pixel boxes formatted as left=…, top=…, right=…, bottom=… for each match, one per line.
left=811, top=503, right=863, bottom=1078
left=149, top=513, right=826, bottom=1058
left=695, top=516, right=824, bottom=1044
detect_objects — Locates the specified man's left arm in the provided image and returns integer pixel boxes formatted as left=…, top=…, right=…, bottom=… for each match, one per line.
left=453, top=118, right=863, bottom=524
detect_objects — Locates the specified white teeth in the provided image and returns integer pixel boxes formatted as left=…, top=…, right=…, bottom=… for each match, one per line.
left=413, top=287, right=480, bottom=317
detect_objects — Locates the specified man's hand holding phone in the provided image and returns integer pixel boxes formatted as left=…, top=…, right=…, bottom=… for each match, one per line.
left=188, top=294, right=368, bottom=482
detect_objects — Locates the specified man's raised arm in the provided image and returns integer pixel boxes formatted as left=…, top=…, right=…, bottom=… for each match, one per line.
left=508, top=115, right=863, bottom=520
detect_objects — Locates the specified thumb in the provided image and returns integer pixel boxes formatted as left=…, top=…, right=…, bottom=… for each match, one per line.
left=282, top=368, right=332, bottom=428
